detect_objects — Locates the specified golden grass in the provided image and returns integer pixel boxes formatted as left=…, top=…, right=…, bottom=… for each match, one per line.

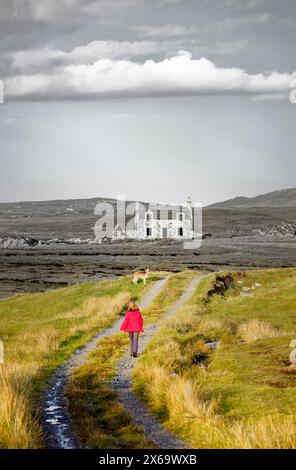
left=0, top=290, right=130, bottom=448
left=225, top=415, right=296, bottom=449
left=0, top=365, right=42, bottom=449
left=68, top=292, right=130, bottom=335
left=133, top=269, right=296, bottom=449
left=82, top=294, right=128, bottom=316
left=17, top=328, right=60, bottom=356
left=134, top=364, right=296, bottom=449
left=237, top=318, right=286, bottom=343
left=138, top=365, right=220, bottom=422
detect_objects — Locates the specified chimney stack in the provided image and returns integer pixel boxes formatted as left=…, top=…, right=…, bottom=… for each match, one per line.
left=187, top=196, right=192, bottom=219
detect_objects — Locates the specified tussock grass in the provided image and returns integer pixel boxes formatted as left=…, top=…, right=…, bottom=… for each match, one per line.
left=82, top=293, right=128, bottom=317
left=133, top=268, right=296, bottom=449
left=68, top=292, right=130, bottom=336
left=0, top=365, right=42, bottom=449
left=18, top=328, right=60, bottom=356
left=238, top=318, right=286, bottom=343
left=0, top=291, right=129, bottom=448
left=0, top=275, right=151, bottom=448
left=134, top=363, right=296, bottom=448
left=136, top=365, right=220, bottom=422
left=224, top=415, right=296, bottom=449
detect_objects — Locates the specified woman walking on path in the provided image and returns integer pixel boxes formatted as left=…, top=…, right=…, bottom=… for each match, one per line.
left=120, top=301, right=144, bottom=357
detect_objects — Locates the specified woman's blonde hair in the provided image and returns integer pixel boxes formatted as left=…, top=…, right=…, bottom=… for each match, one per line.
left=128, top=301, right=139, bottom=311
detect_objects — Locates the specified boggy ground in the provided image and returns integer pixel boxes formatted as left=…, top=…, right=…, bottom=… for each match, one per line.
left=0, top=236, right=295, bottom=299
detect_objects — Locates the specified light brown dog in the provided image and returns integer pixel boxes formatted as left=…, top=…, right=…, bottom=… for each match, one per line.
left=133, top=268, right=150, bottom=285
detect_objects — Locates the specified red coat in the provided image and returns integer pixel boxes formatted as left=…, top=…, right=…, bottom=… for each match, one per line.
left=120, top=310, right=144, bottom=333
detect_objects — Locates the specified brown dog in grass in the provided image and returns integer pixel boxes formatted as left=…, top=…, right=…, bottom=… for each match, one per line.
left=133, top=268, right=150, bottom=285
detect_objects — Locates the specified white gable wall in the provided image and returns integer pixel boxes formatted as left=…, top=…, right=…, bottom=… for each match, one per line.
left=134, top=218, right=193, bottom=239
left=112, top=199, right=195, bottom=240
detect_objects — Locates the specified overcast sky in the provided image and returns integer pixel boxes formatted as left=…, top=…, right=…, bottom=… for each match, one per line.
left=0, top=0, right=295, bottom=205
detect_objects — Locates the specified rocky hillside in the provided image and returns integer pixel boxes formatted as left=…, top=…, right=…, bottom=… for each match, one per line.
left=0, top=189, right=296, bottom=243
left=208, top=187, right=296, bottom=209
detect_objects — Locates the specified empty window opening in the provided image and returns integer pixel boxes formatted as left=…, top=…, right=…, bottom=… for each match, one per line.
left=146, top=227, right=152, bottom=236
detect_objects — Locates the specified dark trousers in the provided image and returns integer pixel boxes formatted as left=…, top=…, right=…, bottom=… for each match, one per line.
left=129, top=332, right=139, bottom=355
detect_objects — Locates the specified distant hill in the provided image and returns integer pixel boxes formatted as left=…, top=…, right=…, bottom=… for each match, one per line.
left=1, top=188, right=296, bottom=241
left=0, top=196, right=184, bottom=240
left=207, top=187, right=296, bottom=209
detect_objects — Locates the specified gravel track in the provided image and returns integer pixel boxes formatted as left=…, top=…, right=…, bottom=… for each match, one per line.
left=112, top=274, right=204, bottom=449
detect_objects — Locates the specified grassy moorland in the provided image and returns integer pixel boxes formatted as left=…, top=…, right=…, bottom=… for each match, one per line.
left=66, top=271, right=197, bottom=449
left=133, top=268, right=296, bottom=449
left=0, top=275, right=154, bottom=449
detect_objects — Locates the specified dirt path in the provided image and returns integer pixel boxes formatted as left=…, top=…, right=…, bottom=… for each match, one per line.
left=41, top=277, right=167, bottom=449
left=112, top=274, right=204, bottom=449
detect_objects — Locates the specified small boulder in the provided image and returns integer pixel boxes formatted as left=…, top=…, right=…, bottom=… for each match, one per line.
left=0, top=340, right=3, bottom=364
left=202, top=233, right=212, bottom=240
left=206, top=341, right=220, bottom=350
left=251, top=282, right=262, bottom=290
left=25, top=237, right=39, bottom=247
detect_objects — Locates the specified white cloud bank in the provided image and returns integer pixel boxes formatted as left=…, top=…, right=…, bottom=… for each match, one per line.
left=5, top=51, right=296, bottom=100
left=9, top=40, right=248, bottom=76
left=9, top=39, right=248, bottom=75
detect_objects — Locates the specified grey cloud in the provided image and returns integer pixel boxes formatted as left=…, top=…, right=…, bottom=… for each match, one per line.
left=280, top=17, right=296, bottom=29
left=0, top=0, right=76, bottom=22
left=133, top=24, right=200, bottom=38
left=207, top=12, right=273, bottom=32
left=0, top=0, right=296, bottom=206
left=9, top=41, right=162, bottom=73
left=223, top=0, right=267, bottom=11
left=0, top=0, right=142, bottom=22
